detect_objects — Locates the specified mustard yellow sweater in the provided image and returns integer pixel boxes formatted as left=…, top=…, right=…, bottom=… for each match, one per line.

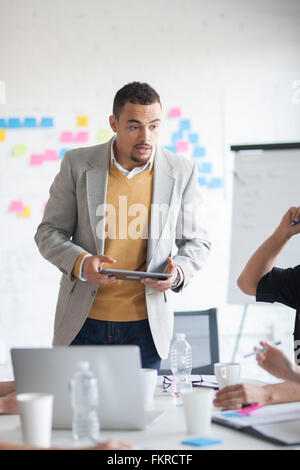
left=73, top=162, right=154, bottom=321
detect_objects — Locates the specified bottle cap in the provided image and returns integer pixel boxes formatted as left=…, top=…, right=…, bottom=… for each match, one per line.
left=176, top=333, right=186, bottom=339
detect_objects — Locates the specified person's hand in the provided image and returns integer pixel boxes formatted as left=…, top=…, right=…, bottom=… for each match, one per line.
left=141, top=257, right=178, bottom=292
left=0, top=392, right=18, bottom=415
left=256, top=341, right=297, bottom=382
left=82, top=255, right=117, bottom=284
left=89, top=439, right=133, bottom=450
left=277, top=206, right=300, bottom=238
left=213, top=383, right=269, bottom=410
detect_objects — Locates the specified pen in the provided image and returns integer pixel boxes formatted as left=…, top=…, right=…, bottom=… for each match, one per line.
left=243, top=341, right=282, bottom=358
left=291, top=220, right=300, bottom=226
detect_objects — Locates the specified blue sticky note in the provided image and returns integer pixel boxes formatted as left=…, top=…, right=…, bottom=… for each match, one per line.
left=171, top=131, right=183, bottom=144
left=208, top=178, right=223, bottom=189
left=59, top=148, right=71, bottom=159
left=41, top=117, right=54, bottom=128
left=198, top=162, right=212, bottom=174
left=0, top=118, right=6, bottom=128
left=182, top=437, right=222, bottom=447
left=164, top=145, right=176, bottom=153
left=221, top=411, right=241, bottom=418
left=193, top=146, right=206, bottom=157
left=188, top=133, right=199, bottom=144
left=8, top=118, right=21, bottom=128
left=198, top=177, right=207, bottom=186
left=179, top=119, right=191, bottom=131
left=24, top=117, right=37, bottom=128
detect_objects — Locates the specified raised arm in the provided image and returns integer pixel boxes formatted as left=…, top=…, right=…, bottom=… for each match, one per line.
left=237, top=207, right=300, bottom=295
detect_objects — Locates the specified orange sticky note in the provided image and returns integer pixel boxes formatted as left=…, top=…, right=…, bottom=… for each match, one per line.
left=0, top=129, right=5, bottom=141
left=18, top=206, right=31, bottom=218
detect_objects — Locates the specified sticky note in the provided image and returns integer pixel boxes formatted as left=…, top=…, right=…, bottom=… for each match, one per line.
left=75, top=131, right=88, bottom=143
left=98, top=129, right=114, bottom=143
left=179, top=119, right=191, bottom=131
left=207, top=178, right=223, bottom=189
left=0, top=118, right=6, bottom=128
left=77, top=115, right=88, bottom=126
left=13, top=144, right=27, bottom=156
left=43, top=201, right=48, bottom=211
left=59, top=148, right=70, bottom=159
left=0, top=130, right=6, bottom=141
left=9, top=201, right=24, bottom=213
left=24, top=117, right=37, bottom=128
left=18, top=206, right=31, bottom=218
left=44, top=149, right=58, bottom=161
left=198, top=177, right=207, bottom=186
left=41, top=117, right=54, bottom=128
left=198, top=162, right=212, bottom=174
left=169, top=107, right=181, bottom=118
left=221, top=411, right=241, bottom=418
left=60, top=131, right=73, bottom=143
left=30, top=154, right=44, bottom=166
left=237, top=404, right=263, bottom=415
left=181, top=437, right=222, bottom=447
left=8, top=118, right=21, bottom=128
left=188, top=133, right=199, bottom=144
left=193, top=146, right=206, bottom=157
left=176, top=141, right=189, bottom=153
left=164, top=145, right=176, bottom=153
left=171, top=131, right=183, bottom=144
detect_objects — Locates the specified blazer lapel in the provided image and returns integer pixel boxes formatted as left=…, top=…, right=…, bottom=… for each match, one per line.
left=147, top=147, right=176, bottom=267
left=86, top=140, right=111, bottom=255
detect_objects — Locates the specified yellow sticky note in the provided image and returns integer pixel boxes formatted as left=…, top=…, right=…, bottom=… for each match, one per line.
left=0, top=130, right=5, bottom=141
left=98, top=129, right=114, bottom=143
left=77, top=115, right=88, bottom=127
left=13, top=144, right=27, bottom=156
left=18, top=206, right=31, bottom=218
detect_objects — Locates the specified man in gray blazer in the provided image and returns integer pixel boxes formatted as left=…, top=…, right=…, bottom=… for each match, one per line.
left=35, top=82, right=211, bottom=371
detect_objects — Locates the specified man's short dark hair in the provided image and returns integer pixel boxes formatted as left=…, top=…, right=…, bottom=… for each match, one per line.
left=113, top=82, right=161, bottom=119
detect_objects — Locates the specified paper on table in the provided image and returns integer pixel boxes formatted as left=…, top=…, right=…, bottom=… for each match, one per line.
left=251, top=420, right=300, bottom=445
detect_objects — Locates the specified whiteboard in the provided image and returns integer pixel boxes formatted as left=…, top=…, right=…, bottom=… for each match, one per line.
left=228, top=145, right=300, bottom=304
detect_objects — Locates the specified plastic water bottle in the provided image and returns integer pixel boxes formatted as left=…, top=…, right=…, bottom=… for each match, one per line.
left=70, top=361, right=100, bottom=441
left=170, top=333, right=192, bottom=397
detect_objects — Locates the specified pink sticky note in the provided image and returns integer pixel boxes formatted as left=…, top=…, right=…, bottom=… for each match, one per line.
left=237, top=404, right=263, bottom=416
left=30, top=154, right=44, bottom=166
left=75, top=131, right=88, bottom=143
left=169, top=107, right=182, bottom=118
left=9, top=200, right=24, bottom=213
left=60, top=131, right=73, bottom=143
left=176, top=141, right=189, bottom=152
left=43, top=201, right=48, bottom=211
left=44, top=149, right=58, bottom=161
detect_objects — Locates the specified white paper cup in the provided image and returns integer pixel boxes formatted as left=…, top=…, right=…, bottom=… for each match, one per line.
left=183, top=389, right=213, bottom=435
left=139, top=368, right=157, bottom=408
left=17, top=393, right=54, bottom=448
left=214, top=362, right=241, bottom=389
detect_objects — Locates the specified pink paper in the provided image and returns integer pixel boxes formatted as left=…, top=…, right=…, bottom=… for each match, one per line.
left=44, top=149, right=58, bottom=161
left=9, top=200, right=24, bottom=213
left=30, top=154, right=44, bottom=166
left=60, top=131, right=73, bottom=143
left=176, top=141, right=189, bottom=152
left=75, top=131, right=88, bottom=143
left=237, top=404, right=263, bottom=416
left=169, top=107, right=181, bottom=118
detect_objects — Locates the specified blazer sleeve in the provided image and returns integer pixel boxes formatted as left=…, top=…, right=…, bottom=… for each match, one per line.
left=34, top=152, right=88, bottom=281
left=172, top=162, right=211, bottom=291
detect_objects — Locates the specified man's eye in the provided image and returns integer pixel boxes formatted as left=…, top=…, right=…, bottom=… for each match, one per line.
left=130, top=126, right=139, bottom=131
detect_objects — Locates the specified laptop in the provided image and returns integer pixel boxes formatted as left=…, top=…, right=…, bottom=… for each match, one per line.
left=11, top=345, right=164, bottom=430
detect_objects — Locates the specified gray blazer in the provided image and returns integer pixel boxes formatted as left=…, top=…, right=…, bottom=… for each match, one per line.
left=34, top=138, right=211, bottom=359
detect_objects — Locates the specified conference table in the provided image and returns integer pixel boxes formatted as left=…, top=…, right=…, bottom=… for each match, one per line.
left=0, top=375, right=299, bottom=451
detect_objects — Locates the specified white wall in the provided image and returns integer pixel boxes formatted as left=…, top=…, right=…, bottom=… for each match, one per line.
left=1, top=0, right=300, bottom=381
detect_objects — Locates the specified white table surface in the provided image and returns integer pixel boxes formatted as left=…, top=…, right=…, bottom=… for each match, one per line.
left=0, top=375, right=298, bottom=451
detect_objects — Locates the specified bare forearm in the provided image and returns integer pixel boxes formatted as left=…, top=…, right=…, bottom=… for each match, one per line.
left=0, top=381, right=15, bottom=397
left=237, top=227, right=291, bottom=295
left=264, top=381, right=300, bottom=404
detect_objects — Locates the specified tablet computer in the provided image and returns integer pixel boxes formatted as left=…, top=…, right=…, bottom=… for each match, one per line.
left=98, top=269, right=172, bottom=281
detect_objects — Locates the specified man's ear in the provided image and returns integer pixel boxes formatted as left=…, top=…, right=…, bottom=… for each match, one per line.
left=109, top=115, right=118, bottom=133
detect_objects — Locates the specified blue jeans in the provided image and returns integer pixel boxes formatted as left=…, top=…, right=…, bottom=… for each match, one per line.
left=70, top=318, right=161, bottom=373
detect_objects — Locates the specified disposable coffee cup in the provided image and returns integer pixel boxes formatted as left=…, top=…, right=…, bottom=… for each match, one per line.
left=139, top=368, right=157, bottom=408
left=183, top=389, right=213, bottom=435
left=17, top=393, right=54, bottom=448
left=214, top=362, right=241, bottom=389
